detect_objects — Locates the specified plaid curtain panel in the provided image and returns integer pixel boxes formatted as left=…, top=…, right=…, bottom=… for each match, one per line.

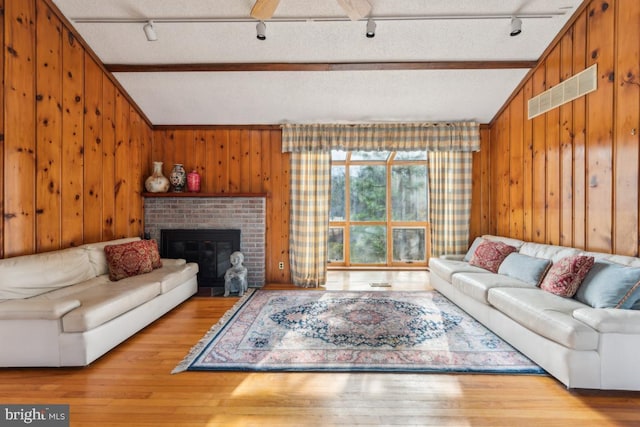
left=428, top=151, right=474, bottom=257
left=289, top=151, right=331, bottom=287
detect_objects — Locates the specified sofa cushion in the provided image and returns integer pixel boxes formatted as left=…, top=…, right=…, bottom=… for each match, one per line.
left=498, top=253, right=552, bottom=286
left=104, top=240, right=154, bottom=281
left=138, top=263, right=199, bottom=294
left=62, top=278, right=162, bottom=332
left=81, top=237, right=142, bottom=277
left=0, top=247, right=95, bottom=300
left=428, top=258, right=491, bottom=282
left=540, top=255, right=595, bottom=297
left=469, top=241, right=517, bottom=273
left=452, top=272, right=533, bottom=304
left=487, top=287, right=599, bottom=350
left=575, top=261, right=640, bottom=309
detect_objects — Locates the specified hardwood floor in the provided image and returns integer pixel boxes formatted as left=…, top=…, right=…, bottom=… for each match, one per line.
left=1, top=271, right=639, bottom=426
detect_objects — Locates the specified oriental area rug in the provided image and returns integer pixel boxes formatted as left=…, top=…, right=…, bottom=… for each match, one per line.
left=172, top=289, right=545, bottom=375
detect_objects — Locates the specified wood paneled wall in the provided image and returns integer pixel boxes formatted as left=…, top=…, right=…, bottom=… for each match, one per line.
left=151, top=128, right=291, bottom=283
left=485, top=0, right=640, bottom=256
left=1, top=0, right=152, bottom=257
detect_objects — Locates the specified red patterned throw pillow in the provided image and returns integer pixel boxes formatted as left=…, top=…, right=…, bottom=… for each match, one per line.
left=469, top=241, right=517, bottom=273
left=540, top=255, right=595, bottom=297
left=104, top=240, right=154, bottom=281
left=144, top=239, right=163, bottom=269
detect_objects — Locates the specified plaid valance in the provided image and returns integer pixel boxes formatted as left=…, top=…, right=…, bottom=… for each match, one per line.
left=281, top=122, right=480, bottom=153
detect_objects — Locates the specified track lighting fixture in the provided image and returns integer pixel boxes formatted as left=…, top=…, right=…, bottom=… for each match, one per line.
left=256, top=20, right=266, bottom=40
left=143, top=20, right=157, bottom=41
left=365, top=18, right=376, bottom=38
left=510, top=17, right=522, bottom=37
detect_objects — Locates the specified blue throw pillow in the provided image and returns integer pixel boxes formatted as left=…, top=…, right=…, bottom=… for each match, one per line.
left=575, top=261, right=640, bottom=309
left=463, top=237, right=485, bottom=262
left=497, top=253, right=551, bottom=286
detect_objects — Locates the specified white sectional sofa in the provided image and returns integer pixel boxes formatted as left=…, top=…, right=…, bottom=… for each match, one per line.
left=429, top=235, right=640, bottom=391
left=0, top=237, right=198, bottom=367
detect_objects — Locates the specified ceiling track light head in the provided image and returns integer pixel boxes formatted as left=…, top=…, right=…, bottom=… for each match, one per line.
left=256, top=20, right=267, bottom=40
left=366, top=18, right=376, bottom=38
left=143, top=20, right=157, bottom=41
left=510, top=17, right=522, bottom=37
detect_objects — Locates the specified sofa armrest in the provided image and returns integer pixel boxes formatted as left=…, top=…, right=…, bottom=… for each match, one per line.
left=573, top=308, right=640, bottom=334
left=439, top=254, right=465, bottom=261
left=0, top=299, right=81, bottom=320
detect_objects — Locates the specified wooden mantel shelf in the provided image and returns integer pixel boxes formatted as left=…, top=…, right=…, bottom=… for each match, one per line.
left=142, top=192, right=267, bottom=198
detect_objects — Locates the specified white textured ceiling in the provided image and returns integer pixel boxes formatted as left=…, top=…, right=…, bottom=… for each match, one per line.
left=52, top=0, right=584, bottom=125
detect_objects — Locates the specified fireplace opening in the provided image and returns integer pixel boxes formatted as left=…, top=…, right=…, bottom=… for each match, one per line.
left=160, top=229, right=240, bottom=294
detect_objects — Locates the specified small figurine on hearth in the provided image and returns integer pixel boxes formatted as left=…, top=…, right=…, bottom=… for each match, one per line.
left=224, top=251, right=248, bottom=297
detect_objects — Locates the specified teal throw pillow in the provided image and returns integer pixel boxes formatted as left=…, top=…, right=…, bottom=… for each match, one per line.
left=575, top=261, right=640, bottom=309
left=497, top=253, right=552, bottom=286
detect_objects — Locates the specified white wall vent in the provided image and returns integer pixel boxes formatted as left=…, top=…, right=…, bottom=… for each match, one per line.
left=527, top=64, right=597, bottom=120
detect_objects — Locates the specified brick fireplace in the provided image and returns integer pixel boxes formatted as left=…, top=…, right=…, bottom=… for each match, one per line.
left=144, top=196, right=266, bottom=290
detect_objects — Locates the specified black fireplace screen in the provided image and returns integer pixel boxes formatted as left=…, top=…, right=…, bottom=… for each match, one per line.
left=160, top=229, right=240, bottom=287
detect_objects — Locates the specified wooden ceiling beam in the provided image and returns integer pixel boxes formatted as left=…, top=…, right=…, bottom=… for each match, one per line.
left=105, top=60, right=537, bottom=73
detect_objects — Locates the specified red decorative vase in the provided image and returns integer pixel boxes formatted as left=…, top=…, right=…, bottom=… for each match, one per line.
left=187, top=170, right=201, bottom=192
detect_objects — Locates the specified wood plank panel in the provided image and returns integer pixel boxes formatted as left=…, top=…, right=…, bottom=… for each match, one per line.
left=585, top=0, right=615, bottom=252
left=114, top=90, right=130, bottom=238
left=193, top=130, right=207, bottom=186
left=573, top=11, right=588, bottom=250
left=129, top=107, right=143, bottom=236
left=470, top=134, right=482, bottom=239
left=613, top=0, right=640, bottom=256
left=4, top=0, right=37, bottom=256
left=35, top=1, right=62, bottom=252
left=228, top=130, right=243, bottom=193
left=545, top=45, right=561, bottom=246
left=479, top=127, right=492, bottom=237
left=508, top=90, right=524, bottom=240
left=531, top=66, right=547, bottom=243
left=0, top=0, right=5, bottom=258
left=522, top=80, right=534, bottom=242
left=61, top=28, right=84, bottom=248
left=214, top=131, right=230, bottom=193
left=250, top=131, right=264, bottom=193
left=261, top=131, right=275, bottom=280
left=560, top=29, right=574, bottom=247
left=239, top=131, right=252, bottom=193
left=101, top=76, right=116, bottom=241
left=270, top=130, right=290, bottom=282
left=494, top=111, right=510, bottom=237
left=83, top=54, right=103, bottom=243
left=203, top=131, right=217, bottom=192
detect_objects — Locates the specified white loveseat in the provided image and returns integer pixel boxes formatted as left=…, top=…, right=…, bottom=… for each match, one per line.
left=0, top=237, right=198, bottom=367
left=429, top=235, right=640, bottom=391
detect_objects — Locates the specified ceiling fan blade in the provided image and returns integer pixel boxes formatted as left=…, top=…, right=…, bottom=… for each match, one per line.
left=250, top=0, right=281, bottom=20
left=336, top=0, right=372, bottom=21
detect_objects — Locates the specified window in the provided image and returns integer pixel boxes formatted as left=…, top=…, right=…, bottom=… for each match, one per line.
left=329, top=150, right=430, bottom=267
